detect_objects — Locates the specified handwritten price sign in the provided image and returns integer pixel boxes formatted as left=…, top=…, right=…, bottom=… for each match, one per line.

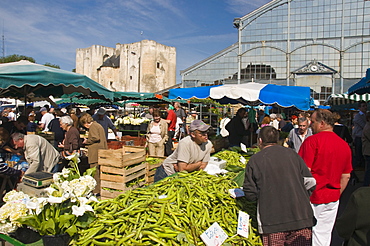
left=237, top=211, right=250, bottom=238
left=200, top=222, right=228, bottom=246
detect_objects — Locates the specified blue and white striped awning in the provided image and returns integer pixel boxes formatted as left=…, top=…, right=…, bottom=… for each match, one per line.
left=169, top=82, right=313, bottom=110
left=324, top=93, right=370, bottom=106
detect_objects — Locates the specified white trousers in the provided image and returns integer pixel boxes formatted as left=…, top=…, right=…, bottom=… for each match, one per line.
left=174, top=117, right=183, bottom=138
left=311, top=201, right=339, bottom=246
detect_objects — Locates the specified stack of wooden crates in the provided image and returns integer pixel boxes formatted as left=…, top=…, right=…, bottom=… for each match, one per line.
left=98, top=146, right=164, bottom=200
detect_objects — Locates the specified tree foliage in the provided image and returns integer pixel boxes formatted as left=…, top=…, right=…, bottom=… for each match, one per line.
left=0, top=54, right=60, bottom=69
left=0, top=54, right=35, bottom=63
left=44, top=62, right=60, bottom=69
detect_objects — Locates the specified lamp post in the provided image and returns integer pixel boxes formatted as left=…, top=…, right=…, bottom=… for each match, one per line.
left=233, top=18, right=242, bottom=85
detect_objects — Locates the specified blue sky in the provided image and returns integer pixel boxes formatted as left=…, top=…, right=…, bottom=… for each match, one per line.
left=0, top=0, right=270, bottom=84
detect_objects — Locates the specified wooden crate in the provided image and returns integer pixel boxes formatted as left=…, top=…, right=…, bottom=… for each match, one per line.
left=145, top=156, right=166, bottom=185
left=100, top=162, right=147, bottom=199
left=98, top=146, right=146, bottom=168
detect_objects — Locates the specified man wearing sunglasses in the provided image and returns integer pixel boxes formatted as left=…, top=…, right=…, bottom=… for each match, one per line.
left=154, top=120, right=213, bottom=182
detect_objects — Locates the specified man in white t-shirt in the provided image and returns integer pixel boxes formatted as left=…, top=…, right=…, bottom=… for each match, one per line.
left=39, top=107, right=54, bottom=132
left=7, top=108, right=16, bottom=121
left=154, top=120, right=213, bottom=182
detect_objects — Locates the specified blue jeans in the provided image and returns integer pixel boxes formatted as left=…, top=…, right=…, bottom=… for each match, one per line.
left=154, top=165, right=168, bottom=182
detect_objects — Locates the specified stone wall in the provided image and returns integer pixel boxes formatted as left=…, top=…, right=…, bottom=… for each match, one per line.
left=75, top=40, right=176, bottom=93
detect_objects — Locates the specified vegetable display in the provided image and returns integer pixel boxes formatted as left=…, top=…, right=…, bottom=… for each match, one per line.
left=145, top=157, right=163, bottom=165
left=212, top=148, right=260, bottom=170
left=74, top=171, right=262, bottom=245
left=213, top=150, right=244, bottom=168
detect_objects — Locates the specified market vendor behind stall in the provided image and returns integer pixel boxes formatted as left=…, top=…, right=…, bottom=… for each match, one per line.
left=11, top=133, right=60, bottom=174
left=154, top=120, right=213, bottom=182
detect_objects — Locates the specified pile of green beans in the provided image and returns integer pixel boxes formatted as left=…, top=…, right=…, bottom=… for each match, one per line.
left=212, top=150, right=246, bottom=167
left=74, top=171, right=262, bottom=246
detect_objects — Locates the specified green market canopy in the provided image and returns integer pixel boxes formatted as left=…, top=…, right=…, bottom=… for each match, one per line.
left=324, top=93, right=370, bottom=110
left=55, top=98, right=119, bottom=106
left=113, top=91, right=156, bottom=101
left=0, top=60, right=115, bottom=101
left=324, top=93, right=370, bottom=106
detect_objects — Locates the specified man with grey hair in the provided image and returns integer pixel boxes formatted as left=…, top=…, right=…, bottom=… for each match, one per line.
left=276, top=113, right=286, bottom=130
left=11, top=132, right=60, bottom=174
left=287, top=117, right=313, bottom=152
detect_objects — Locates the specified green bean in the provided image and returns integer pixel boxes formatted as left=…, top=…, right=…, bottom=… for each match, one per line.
left=75, top=170, right=262, bottom=245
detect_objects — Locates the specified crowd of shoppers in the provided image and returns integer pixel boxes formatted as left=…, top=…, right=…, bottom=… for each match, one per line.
left=241, top=105, right=370, bottom=246
left=0, top=101, right=369, bottom=246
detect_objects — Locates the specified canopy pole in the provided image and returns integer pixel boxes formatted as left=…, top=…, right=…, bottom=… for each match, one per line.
left=23, top=87, right=28, bottom=116
left=250, top=107, right=253, bottom=147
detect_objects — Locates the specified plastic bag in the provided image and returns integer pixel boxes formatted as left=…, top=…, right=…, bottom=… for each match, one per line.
left=9, top=154, right=21, bottom=162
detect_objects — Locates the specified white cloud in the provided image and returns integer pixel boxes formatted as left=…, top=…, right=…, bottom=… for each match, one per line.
left=0, top=0, right=267, bottom=76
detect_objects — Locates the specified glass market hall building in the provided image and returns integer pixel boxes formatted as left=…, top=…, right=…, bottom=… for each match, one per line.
left=180, top=0, right=370, bottom=104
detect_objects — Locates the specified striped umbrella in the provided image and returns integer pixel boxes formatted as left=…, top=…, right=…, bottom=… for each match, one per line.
left=324, top=93, right=370, bottom=106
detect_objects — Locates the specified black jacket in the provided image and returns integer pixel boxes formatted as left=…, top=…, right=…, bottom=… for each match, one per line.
left=225, top=115, right=248, bottom=146
left=336, top=187, right=370, bottom=246
left=243, top=145, right=316, bottom=234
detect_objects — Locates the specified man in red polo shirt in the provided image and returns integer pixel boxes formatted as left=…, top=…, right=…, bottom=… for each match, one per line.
left=165, top=104, right=177, bottom=156
left=299, top=109, right=352, bottom=246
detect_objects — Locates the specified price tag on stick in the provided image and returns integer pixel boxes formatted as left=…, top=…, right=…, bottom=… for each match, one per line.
left=237, top=211, right=250, bottom=238
left=240, top=143, right=248, bottom=153
left=200, top=222, right=228, bottom=246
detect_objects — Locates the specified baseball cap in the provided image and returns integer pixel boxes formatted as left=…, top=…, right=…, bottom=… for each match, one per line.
left=190, top=120, right=210, bottom=132
left=97, top=108, right=106, bottom=115
left=39, top=107, right=47, bottom=112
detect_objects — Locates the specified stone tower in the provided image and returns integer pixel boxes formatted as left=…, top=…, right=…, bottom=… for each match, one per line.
left=76, top=40, right=176, bottom=93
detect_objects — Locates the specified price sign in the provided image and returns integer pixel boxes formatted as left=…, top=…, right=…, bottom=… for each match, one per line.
left=200, top=222, right=228, bottom=246
left=237, top=211, right=250, bottom=238
left=240, top=156, right=246, bottom=164
left=228, top=188, right=245, bottom=198
left=240, top=143, right=248, bottom=153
